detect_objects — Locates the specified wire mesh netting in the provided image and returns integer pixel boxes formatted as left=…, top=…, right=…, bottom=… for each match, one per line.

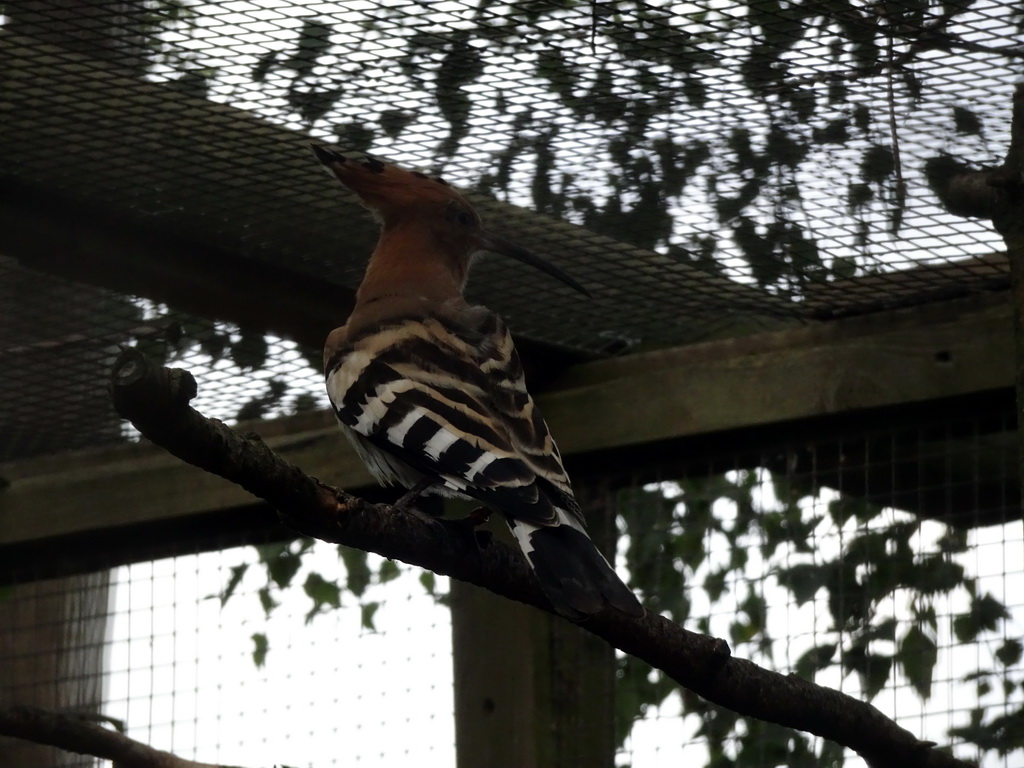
left=604, top=403, right=1023, bottom=766
left=1, top=1, right=1023, bottom=767
left=1, top=404, right=1021, bottom=766
left=2, top=0, right=1022, bottom=459
left=0, top=544, right=456, bottom=768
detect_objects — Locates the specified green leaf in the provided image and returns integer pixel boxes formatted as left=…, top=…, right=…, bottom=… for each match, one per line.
left=291, top=392, right=319, bottom=413
left=954, top=593, right=1010, bottom=642
left=952, top=106, right=983, bottom=136
left=913, top=604, right=937, bottom=632
left=332, top=120, right=375, bottom=152
left=171, top=70, right=213, bottom=101
left=740, top=592, right=767, bottom=633
left=776, top=563, right=824, bottom=605
left=435, top=36, right=484, bottom=153
left=230, top=330, right=269, bottom=371
left=420, top=570, right=436, bottom=595
left=828, top=75, right=847, bottom=105
left=287, top=19, right=334, bottom=79
left=852, top=104, right=871, bottom=132
left=734, top=217, right=782, bottom=287
left=361, top=601, right=380, bottom=631
left=730, top=619, right=758, bottom=645
left=950, top=707, right=1024, bottom=753
left=843, top=647, right=892, bottom=700
left=704, top=568, right=728, bottom=602
left=813, top=118, right=849, bottom=145
left=303, top=572, right=342, bottom=623
left=537, top=49, right=577, bottom=100
left=789, top=88, right=815, bottom=122
left=766, top=124, right=807, bottom=167
left=936, top=528, right=968, bottom=554
left=832, top=255, right=858, bottom=279
left=288, top=84, right=345, bottom=126
left=910, top=556, right=964, bottom=595
left=860, top=616, right=898, bottom=643
left=340, top=546, right=371, bottom=597
left=258, top=586, right=278, bottom=617
left=846, top=180, right=873, bottom=209
left=996, top=639, right=1022, bottom=667
left=251, top=50, right=277, bottom=83
left=378, top=560, right=401, bottom=584
left=682, top=76, right=707, bottom=108
left=794, top=643, right=837, bottom=679
left=828, top=496, right=861, bottom=526
left=252, top=633, right=268, bottom=668
left=379, top=109, right=417, bottom=138
left=845, top=530, right=888, bottom=565
left=898, top=625, right=937, bottom=699
left=860, top=144, right=895, bottom=184
left=219, top=564, right=248, bottom=608
left=783, top=225, right=821, bottom=272
left=265, top=549, right=302, bottom=589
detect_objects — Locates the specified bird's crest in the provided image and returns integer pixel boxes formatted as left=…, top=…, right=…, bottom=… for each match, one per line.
left=311, top=145, right=474, bottom=226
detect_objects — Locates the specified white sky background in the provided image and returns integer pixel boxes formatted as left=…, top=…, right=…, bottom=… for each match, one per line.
left=106, top=551, right=456, bottom=767
left=90, top=1, right=1024, bottom=766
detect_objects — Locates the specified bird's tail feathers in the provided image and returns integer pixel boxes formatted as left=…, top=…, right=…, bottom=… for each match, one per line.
left=509, top=515, right=643, bottom=621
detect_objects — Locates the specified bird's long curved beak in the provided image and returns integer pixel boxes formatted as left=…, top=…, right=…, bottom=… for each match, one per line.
left=479, top=234, right=592, bottom=298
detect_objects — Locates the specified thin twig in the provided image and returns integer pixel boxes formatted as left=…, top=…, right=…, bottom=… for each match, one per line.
left=885, top=18, right=906, bottom=229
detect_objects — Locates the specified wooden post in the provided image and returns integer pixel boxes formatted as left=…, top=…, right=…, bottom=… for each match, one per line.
left=448, top=497, right=618, bottom=768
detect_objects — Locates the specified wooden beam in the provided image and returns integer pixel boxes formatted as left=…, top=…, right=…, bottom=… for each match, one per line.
left=0, top=410, right=374, bottom=549
left=0, top=292, right=1013, bottom=559
left=544, top=292, right=1013, bottom=454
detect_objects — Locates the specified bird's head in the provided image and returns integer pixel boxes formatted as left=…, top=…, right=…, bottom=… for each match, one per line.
left=312, top=144, right=590, bottom=298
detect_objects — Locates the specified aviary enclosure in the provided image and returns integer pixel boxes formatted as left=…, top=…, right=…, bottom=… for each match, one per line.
left=1, top=1, right=1022, bottom=766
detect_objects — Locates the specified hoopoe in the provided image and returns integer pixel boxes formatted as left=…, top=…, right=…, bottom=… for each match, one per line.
left=312, top=145, right=643, bottom=621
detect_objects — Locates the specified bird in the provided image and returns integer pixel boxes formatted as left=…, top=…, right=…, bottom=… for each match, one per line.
left=312, top=144, right=643, bottom=621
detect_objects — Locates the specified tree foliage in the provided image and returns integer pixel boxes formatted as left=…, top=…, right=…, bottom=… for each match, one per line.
left=148, top=0, right=1011, bottom=295
left=615, top=471, right=1021, bottom=764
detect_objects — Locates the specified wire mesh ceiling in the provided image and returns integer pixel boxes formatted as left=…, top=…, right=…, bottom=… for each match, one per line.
left=0, top=0, right=1020, bottom=461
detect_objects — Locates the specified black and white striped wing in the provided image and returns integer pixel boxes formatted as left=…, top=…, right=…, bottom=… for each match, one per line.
left=326, top=312, right=573, bottom=526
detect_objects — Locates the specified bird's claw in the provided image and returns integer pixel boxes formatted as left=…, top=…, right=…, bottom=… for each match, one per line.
left=390, top=477, right=438, bottom=522
left=458, top=506, right=493, bottom=527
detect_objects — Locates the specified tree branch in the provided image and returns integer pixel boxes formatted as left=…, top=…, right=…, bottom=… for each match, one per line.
left=0, top=705, right=233, bottom=768
left=926, top=82, right=1024, bottom=233
left=104, top=348, right=973, bottom=768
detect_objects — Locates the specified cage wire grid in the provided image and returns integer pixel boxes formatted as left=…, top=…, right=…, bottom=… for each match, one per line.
left=1, top=408, right=1021, bottom=766
left=1, top=540, right=458, bottom=768
left=2, top=0, right=1020, bottom=336
left=1, top=1, right=1023, bottom=767
left=0, top=0, right=1020, bottom=457
left=608, top=407, right=1022, bottom=767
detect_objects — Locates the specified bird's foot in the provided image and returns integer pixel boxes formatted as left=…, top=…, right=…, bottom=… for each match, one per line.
left=391, top=478, right=437, bottom=523
left=452, top=507, right=493, bottom=550
left=458, top=507, right=493, bottom=527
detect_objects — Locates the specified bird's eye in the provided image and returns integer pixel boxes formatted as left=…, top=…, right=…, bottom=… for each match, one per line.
left=448, top=202, right=475, bottom=227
